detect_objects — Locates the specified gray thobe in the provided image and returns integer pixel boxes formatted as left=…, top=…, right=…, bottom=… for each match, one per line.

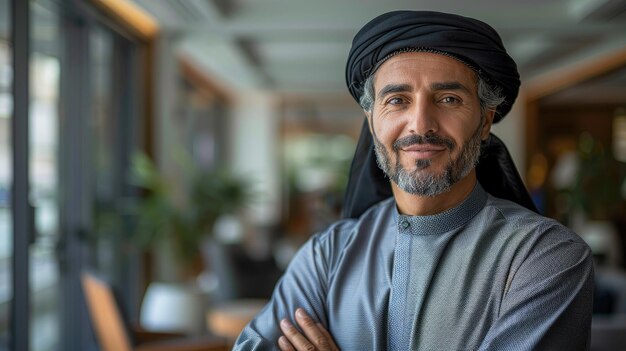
left=233, top=184, right=594, bottom=350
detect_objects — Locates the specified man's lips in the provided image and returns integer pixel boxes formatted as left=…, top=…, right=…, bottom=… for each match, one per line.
left=400, top=144, right=447, bottom=159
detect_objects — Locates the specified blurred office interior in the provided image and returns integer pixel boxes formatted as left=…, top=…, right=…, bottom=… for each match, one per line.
left=2, top=0, right=626, bottom=349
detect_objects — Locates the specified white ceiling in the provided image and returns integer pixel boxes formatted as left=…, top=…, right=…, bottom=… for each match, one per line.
left=131, top=0, right=626, bottom=104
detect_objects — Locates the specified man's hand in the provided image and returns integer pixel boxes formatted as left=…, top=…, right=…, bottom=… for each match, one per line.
left=278, top=308, right=339, bottom=351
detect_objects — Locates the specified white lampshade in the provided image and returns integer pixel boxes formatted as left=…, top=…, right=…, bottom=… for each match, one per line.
left=140, top=282, right=206, bottom=334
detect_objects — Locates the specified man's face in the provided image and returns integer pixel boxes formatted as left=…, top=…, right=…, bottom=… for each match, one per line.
left=367, top=52, right=494, bottom=196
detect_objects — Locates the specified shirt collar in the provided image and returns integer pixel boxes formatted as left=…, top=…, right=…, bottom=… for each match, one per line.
left=394, top=183, right=488, bottom=235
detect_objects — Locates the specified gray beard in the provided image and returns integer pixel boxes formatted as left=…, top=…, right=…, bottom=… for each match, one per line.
left=373, top=123, right=483, bottom=197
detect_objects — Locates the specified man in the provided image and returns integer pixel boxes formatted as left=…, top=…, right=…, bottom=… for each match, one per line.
left=234, top=11, right=593, bottom=351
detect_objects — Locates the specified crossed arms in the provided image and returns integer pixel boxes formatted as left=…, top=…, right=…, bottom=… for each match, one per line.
left=233, top=222, right=594, bottom=350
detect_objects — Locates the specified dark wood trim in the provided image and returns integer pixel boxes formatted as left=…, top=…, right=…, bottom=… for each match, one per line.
left=525, top=46, right=626, bottom=102
left=523, top=44, right=626, bottom=183
left=142, top=41, right=155, bottom=156
left=88, top=0, right=159, bottom=43
left=178, top=55, right=235, bottom=105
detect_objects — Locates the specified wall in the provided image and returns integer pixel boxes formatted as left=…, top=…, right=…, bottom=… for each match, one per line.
left=492, top=97, right=526, bottom=180
left=229, top=92, right=282, bottom=227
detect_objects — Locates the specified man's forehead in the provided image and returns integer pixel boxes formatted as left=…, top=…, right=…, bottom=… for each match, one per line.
left=373, top=52, right=478, bottom=94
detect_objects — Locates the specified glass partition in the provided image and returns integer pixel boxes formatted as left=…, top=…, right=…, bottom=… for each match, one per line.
left=0, top=0, right=12, bottom=348
left=29, top=0, right=62, bottom=349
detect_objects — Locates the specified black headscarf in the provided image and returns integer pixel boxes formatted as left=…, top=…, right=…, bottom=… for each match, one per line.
left=342, top=11, right=538, bottom=219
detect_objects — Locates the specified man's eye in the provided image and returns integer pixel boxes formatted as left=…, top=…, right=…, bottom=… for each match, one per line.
left=387, top=97, right=404, bottom=105
left=440, top=96, right=461, bottom=104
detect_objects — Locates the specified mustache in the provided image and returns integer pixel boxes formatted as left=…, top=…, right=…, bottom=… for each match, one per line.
left=392, top=133, right=456, bottom=152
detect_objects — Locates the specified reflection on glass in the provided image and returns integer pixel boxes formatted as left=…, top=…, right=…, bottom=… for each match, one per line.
left=90, top=25, right=117, bottom=277
left=0, top=0, right=12, bottom=348
left=30, top=1, right=61, bottom=350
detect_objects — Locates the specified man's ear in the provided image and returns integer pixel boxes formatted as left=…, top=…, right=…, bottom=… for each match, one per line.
left=365, top=110, right=374, bottom=134
left=481, top=109, right=495, bottom=140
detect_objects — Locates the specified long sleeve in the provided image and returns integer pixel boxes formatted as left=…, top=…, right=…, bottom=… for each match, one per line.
left=233, top=189, right=596, bottom=350
left=479, top=226, right=594, bottom=351
left=232, top=234, right=332, bottom=350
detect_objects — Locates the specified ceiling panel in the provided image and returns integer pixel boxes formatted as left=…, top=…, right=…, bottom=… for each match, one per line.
left=132, top=0, right=626, bottom=105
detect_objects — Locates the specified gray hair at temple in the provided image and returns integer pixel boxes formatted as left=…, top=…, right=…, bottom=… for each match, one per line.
left=359, top=72, right=505, bottom=117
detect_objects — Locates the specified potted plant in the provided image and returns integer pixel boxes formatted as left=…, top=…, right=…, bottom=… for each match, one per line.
left=130, top=151, right=252, bottom=275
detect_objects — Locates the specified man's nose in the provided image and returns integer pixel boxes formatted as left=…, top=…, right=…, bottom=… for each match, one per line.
left=406, top=98, right=438, bottom=135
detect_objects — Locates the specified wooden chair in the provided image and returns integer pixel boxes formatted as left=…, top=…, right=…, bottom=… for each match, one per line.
left=81, top=272, right=228, bottom=351
left=206, top=299, right=266, bottom=343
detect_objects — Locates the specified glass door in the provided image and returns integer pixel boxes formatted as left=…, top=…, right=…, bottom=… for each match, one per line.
left=0, top=0, right=12, bottom=348
left=89, top=22, right=144, bottom=324
left=29, top=0, right=62, bottom=349
left=2, top=0, right=148, bottom=348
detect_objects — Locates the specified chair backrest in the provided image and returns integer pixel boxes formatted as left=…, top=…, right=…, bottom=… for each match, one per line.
left=81, top=272, right=133, bottom=351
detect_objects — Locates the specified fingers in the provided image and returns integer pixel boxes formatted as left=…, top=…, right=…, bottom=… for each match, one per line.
left=279, top=308, right=339, bottom=351
left=280, top=317, right=316, bottom=351
left=315, top=323, right=339, bottom=351
left=294, top=308, right=334, bottom=350
left=278, top=335, right=296, bottom=351
left=316, top=323, right=336, bottom=348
